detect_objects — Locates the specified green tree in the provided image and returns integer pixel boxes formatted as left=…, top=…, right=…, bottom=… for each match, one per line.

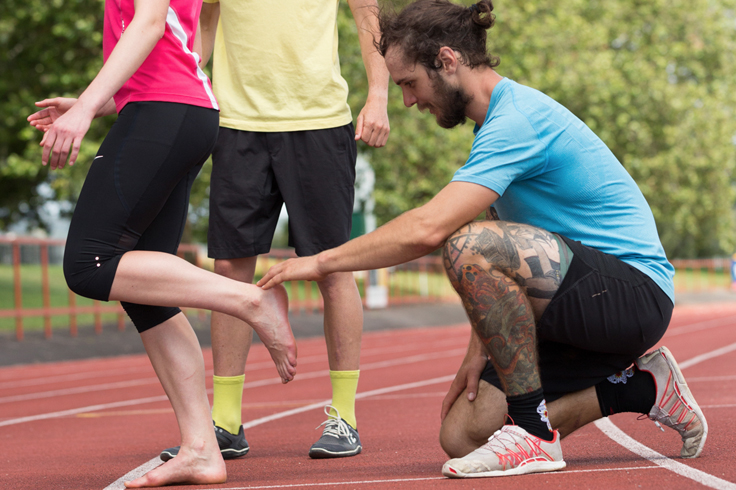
left=340, top=0, right=736, bottom=258
left=3, top=0, right=736, bottom=258
left=0, top=0, right=112, bottom=231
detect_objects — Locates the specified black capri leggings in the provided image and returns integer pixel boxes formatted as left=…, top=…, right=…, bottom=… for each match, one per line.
left=63, top=101, right=219, bottom=332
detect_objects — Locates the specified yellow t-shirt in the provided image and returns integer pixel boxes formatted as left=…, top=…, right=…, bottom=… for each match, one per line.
left=204, top=0, right=353, bottom=132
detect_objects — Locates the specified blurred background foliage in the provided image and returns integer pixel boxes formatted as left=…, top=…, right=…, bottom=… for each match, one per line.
left=1, top=0, right=735, bottom=258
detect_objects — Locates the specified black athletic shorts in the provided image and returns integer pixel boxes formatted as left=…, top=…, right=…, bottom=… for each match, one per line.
left=207, top=124, right=357, bottom=258
left=63, top=101, right=219, bottom=333
left=480, top=235, right=674, bottom=402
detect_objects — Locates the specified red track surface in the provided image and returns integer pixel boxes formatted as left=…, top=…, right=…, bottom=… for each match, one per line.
left=1, top=303, right=736, bottom=490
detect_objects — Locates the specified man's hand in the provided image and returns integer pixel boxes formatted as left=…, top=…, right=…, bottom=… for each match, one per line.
left=257, top=255, right=326, bottom=290
left=27, top=98, right=78, bottom=133
left=355, top=96, right=390, bottom=147
left=440, top=351, right=488, bottom=421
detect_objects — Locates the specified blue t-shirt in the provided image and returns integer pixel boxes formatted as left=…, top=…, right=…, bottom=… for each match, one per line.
left=452, top=78, right=674, bottom=302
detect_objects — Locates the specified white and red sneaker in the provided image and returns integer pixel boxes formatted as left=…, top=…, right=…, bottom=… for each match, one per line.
left=442, top=425, right=565, bottom=478
left=635, top=346, right=708, bottom=458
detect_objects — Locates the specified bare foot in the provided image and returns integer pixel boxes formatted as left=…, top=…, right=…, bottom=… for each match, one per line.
left=246, top=284, right=297, bottom=383
left=124, top=443, right=226, bottom=488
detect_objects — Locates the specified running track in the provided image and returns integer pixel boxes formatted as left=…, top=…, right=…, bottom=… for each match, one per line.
left=1, top=303, right=736, bottom=490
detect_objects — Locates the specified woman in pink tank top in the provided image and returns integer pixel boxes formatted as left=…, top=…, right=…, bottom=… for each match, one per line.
left=27, top=1, right=297, bottom=487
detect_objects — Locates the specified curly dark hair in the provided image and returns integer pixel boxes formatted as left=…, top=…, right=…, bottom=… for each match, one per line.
left=378, top=0, right=499, bottom=73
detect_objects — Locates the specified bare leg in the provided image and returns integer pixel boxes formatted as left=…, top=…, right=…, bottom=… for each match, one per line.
left=440, top=380, right=603, bottom=458
left=318, top=272, right=363, bottom=371
left=109, top=251, right=296, bottom=382
left=210, top=257, right=257, bottom=379
left=440, top=379, right=507, bottom=457
left=124, top=313, right=226, bottom=488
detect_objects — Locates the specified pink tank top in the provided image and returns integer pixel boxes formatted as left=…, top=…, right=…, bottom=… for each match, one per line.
left=103, top=0, right=218, bottom=113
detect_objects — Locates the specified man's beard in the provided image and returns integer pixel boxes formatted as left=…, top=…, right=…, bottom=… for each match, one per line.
left=430, top=74, right=472, bottom=129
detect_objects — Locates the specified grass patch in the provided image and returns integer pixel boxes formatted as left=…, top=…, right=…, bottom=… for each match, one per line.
left=0, top=264, right=121, bottom=331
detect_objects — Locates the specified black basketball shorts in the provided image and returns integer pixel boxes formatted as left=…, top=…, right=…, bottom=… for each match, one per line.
left=207, top=124, right=357, bottom=259
left=480, top=235, right=674, bottom=401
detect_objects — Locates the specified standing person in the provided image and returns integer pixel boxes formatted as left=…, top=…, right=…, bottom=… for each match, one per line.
left=27, top=0, right=297, bottom=486
left=159, top=0, right=390, bottom=462
left=257, top=0, right=707, bottom=479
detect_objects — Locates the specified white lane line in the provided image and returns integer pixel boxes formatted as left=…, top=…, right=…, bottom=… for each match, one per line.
left=0, top=378, right=160, bottom=404
left=688, top=375, right=736, bottom=382
left=0, top=366, right=155, bottom=390
left=0, top=348, right=466, bottom=408
left=0, top=395, right=168, bottom=428
left=667, top=314, right=736, bottom=337
left=595, top=419, right=736, bottom=489
left=0, top=349, right=464, bottom=427
left=598, top=344, right=736, bottom=489
left=103, top=375, right=456, bottom=490
left=183, top=477, right=447, bottom=489
left=679, top=342, right=736, bottom=369
left=0, top=338, right=468, bottom=396
left=193, top=466, right=666, bottom=489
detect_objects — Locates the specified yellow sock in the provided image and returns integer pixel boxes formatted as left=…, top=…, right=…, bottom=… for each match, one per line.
left=329, top=370, right=360, bottom=430
left=211, top=374, right=245, bottom=435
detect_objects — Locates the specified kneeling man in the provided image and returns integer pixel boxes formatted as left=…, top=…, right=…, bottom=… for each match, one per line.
left=259, top=0, right=707, bottom=478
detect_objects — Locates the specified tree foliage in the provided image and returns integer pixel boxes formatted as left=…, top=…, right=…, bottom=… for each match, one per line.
left=2, top=0, right=735, bottom=258
left=340, top=0, right=736, bottom=258
left=0, top=0, right=114, bottom=231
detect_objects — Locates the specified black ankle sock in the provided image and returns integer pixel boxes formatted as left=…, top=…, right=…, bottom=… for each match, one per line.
left=595, top=365, right=656, bottom=416
left=506, top=388, right=554, bottom=442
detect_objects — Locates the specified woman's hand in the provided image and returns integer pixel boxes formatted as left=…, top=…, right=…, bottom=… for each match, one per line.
left=38, top=101, right=95, bottom=170
left=27, top=98, right=78, bottom=133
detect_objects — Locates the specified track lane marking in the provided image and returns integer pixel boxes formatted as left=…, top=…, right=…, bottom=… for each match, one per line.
left=0, top=339, right=469, bottom=397
left=0, top=349, right=464, bottom=426
left=0, top=366, right=156, bottom=390
left=595, top=419, right=736, bottom=489
left=188, top=466, right=666, bottom=489
left=666, top=313, right=736, bottom=337
left=0, top=327, right=468, bottom=385
left=597, top=342, right=736, bottom=489
left=6, top=308, right=728, bottom=388
left=0, top=348, right=466, bottom=405
left=103, top=375, right=456, bottom=490
left=69, top=393, right=451, bottom=419
left=679, top=342, right=736, bottom=369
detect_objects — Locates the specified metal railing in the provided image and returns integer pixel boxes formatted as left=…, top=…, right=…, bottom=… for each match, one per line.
left=5, top=235, right=726, bottom=341
left=670, top=258, right=733, bottom=292
left=0, top=237, right=458, bottom=341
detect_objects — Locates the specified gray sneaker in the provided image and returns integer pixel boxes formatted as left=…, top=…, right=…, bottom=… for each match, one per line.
left=635, top=346, right=708, bottom=458
left=308, top=405, right=362, bottom=459
left=160, top=421, right=250, bottom=461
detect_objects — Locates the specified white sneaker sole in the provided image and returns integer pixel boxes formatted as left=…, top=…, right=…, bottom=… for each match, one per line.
left=442, top=459, right=566, bottom=478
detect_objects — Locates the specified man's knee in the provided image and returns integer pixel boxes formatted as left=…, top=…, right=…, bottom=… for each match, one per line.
left=442, top=221, right=507, bottom=270
left=316, top=271, right=356, bottom=298
left=214, top=257, right=257, bottom=282
left=439, top=382, right=507, bottom=458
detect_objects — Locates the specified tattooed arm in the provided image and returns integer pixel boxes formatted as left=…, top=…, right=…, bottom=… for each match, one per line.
left=258, top=182, right=499, bottom=288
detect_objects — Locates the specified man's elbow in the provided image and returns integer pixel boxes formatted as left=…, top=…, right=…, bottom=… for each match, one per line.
left=411, top=218, right=451, bottom=252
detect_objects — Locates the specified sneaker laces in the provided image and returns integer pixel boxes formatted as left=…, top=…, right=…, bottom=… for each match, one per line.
left=476, top=427, right=522, bottom=456
left=637, top=413, right=666, bottom=432
left=315, top=405, right=350, bottom=439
